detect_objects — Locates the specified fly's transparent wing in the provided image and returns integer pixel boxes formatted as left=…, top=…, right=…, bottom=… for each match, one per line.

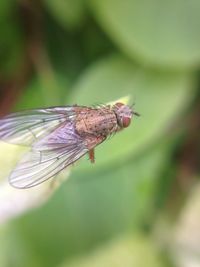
left=0, top=106, right=76, bottom=146
left=9, top=122, right=88, bottom=188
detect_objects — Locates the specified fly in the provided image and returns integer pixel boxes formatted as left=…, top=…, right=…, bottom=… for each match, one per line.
left=0, top=102, right=139, bottom=189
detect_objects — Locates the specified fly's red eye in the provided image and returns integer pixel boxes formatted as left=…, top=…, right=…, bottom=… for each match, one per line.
left=122, top=117, right=131, bottom=128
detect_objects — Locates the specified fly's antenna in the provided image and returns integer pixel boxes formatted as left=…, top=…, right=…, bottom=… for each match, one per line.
left=130, top=103, right=140, bottom=116
left=133, top=111, right=140, bottom=117
left=130, top=102, right=135, bottom=108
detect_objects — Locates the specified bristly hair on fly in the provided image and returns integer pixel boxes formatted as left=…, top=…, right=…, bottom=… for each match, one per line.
left=0, top=102, right=139, bottom=189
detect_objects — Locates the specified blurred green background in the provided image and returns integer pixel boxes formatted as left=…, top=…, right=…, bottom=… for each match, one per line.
left=0, top=0, right=200, bottom=267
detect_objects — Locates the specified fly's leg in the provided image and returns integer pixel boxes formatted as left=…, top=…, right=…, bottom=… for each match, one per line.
left=88, top=149, right=95, bottom=163
left=85, top=135, right=106, bottom=164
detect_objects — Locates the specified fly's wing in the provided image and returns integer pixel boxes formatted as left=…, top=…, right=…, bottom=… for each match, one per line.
left=0, top=107, right=76, bottom=146
left=9, top=122, right=88, bottom=188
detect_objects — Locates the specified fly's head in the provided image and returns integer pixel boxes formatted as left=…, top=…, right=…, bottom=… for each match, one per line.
left=112, top=102, right=139, bottom=129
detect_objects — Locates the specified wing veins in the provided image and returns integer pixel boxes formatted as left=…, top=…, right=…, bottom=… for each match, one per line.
left=15, top=148, right=68, bottom=171
left=11, top=146, right=86, bottom=188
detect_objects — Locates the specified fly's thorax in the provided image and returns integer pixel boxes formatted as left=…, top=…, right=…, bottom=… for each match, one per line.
left=75, top=107, right=118, bottom=137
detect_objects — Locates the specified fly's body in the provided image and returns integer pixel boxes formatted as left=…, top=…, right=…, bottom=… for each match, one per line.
left=0, top=102, right=139, bottom=189
left=75, top=106, right=118, bottom=137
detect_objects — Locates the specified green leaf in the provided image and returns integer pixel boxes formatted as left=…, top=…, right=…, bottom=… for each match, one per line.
left=15, top=73, right=70, bottom=110
left=88, top=0, right=200, bottom=69
left=2, top=144, right=168, bottom=267
left=0, top=226, right=40, bottom=267
left=69, top=54, right=194, bottom=170
left=61, top=234, right=165, bottom=267
left=68, top=142, right=170, bottom=230
left=44, top=0, right=86, bottom=30
left=15, top=79, right=47, bottom=110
